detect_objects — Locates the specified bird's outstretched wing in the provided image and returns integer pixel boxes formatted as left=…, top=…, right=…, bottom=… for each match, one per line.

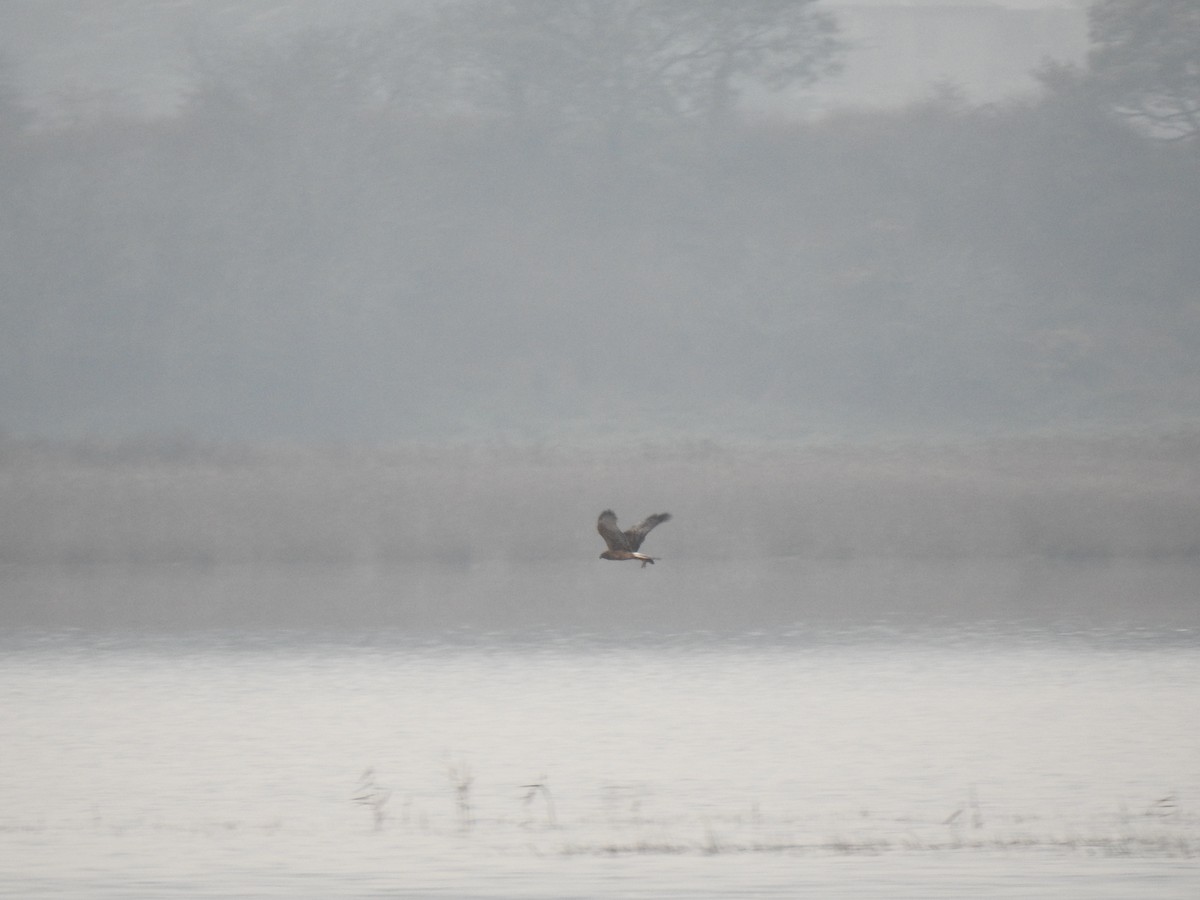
left=597, top=509, right=630, bottom=552
left=624, top=513, right=671, bottom=551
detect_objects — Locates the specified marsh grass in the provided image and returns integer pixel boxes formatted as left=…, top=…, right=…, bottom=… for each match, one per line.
left=520, top=778, right=558, bottom=829
left=17, top=769, right=1195, bottom=862
left=336, top=767, right=1199, bottom=860
left=557, top=831, right=1200, bottom=859
left=54, top=808, right=1197, bottom=858
left=447, top=762, right=474, bottom=832
left=555, top=816, right=1200, bottom=859
left=351, top=768, right=391, bottom=832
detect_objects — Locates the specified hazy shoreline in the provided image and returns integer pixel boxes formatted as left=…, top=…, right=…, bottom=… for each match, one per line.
left=3, top=431, right=1197, bottom=631
left=3, top=432, right=1196, bottom=568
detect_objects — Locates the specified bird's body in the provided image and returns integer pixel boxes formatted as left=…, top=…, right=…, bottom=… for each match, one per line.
left=597, top=509, right=671, bottom=568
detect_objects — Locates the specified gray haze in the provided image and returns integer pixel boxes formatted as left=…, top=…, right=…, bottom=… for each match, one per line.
left=0, top=1, right=1197, bottom=632
left=2, top=0, right=1190, bottom=443
left=4, top=13, right=1198, bottom=900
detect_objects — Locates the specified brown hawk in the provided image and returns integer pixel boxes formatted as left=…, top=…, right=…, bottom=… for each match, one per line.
left=597, top=509, right=671, bottom=568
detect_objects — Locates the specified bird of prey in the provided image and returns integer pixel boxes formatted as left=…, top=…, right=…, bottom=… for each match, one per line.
left=597, top=509, right=671, bottom=568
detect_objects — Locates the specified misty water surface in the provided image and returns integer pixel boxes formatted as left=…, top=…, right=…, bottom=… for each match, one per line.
left=3, top=552, right=1200, bottom=898
left=2, top=613, right=1198, bottom=899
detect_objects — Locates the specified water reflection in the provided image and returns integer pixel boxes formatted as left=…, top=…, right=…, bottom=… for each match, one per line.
left=3, top=557, right=1199, bottom=634
left=2, top=617, right=1198, bottom=898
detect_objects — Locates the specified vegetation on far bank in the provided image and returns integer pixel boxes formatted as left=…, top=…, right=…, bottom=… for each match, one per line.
left=2, top=432, right=1196, bottom=567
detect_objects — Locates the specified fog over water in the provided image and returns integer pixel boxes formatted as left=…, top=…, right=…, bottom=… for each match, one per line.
left=1, top=1, right=1198, bottom=896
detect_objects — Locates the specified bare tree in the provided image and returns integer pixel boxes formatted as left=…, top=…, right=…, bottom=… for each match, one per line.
left=440, top=0, right=842, bottom=155
left=1086, top=0, right=1200, bottom=146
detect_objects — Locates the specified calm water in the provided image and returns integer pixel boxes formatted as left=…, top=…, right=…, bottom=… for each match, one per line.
left=2, top=565, right=1199, bottom=897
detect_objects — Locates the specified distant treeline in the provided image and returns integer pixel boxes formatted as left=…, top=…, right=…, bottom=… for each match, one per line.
left=2, top=434, right=1197, bottom=566
left=0, top=4, right=1198, bottom=440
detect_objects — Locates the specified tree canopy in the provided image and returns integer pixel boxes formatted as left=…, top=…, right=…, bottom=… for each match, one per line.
left=0, top=4, right=1198, bottom=441
left=441, top=0, right=842, bottom=153
left=1087, top=0, right=1200, bottom=145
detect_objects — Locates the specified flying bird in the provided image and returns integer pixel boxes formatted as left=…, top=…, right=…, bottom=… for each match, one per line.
left=597, top=509, right=671, bottom=568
